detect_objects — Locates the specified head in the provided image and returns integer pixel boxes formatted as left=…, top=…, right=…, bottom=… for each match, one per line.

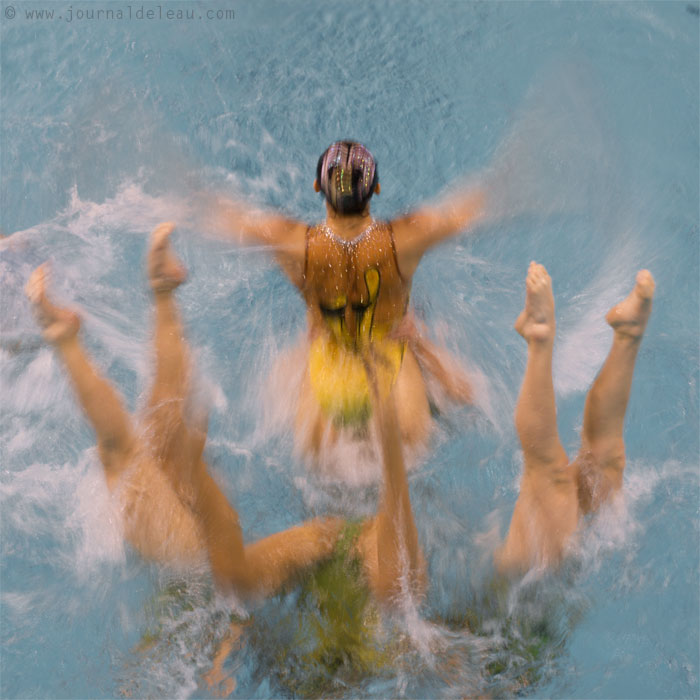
left=315, top=141, right=380, bottom=216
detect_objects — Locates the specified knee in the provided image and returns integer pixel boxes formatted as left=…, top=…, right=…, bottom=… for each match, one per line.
left=589, top=439, right=626, bottom=478
left=575, top=445, right=625, bottom=514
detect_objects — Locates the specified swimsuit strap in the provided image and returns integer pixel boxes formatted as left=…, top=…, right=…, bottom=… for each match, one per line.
left=387, top=222, right=405, bottom=283
left=302, top=224, right=311, bottom=283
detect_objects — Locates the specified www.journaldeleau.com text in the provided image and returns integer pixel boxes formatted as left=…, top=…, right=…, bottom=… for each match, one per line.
left=18, top=5, right=235, bottom=22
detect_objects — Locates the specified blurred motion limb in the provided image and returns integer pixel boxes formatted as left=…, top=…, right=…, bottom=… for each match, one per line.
left=204, top=194, right=308, bottom=288
left=359, top=355, right=427, bottom=605
left=393, top=312, right=473, bottom=404
left=391, top=183, right=487, bottom=279
left=203, top=619, right=248, bottom=697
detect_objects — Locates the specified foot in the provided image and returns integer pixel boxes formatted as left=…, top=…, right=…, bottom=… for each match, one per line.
left=605, top=269, right=655, bottom=338
left=25, top=264, right=81, bottom=343
left=148, top=222, right=187, bottom=293
left=514, top=262, right=555, bottom=342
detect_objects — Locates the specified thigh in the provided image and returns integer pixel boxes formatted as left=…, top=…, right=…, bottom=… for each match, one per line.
left=497, top=462, right=579, bottom=572
left=571, top=445, right=625, bottom=515
left=394, top=348, right=431, bottom=448
left=295, top=370, right=332, bottom=456
left=117, top=455, right=206, bottom=567
left=140, top=397, right=185, bottom=457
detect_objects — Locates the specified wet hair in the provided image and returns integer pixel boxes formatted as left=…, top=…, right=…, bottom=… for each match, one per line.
left=316, top=141, right=378, bottom=214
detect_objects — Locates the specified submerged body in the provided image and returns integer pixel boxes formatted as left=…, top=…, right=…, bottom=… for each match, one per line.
left=25, top=222, right=427, bottom=689
left=25, top=223, right=653, bottom=692
left=496, top=263, right=655, bottom=572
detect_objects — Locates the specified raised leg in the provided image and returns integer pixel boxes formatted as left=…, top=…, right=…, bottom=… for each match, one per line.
left=137, top=225, right=343, bottom=595
left=25, top=265, right=136, bottom=486
left=140, top=223, right=207, bottom=490
left=357, top=356, right=426, bottom=604
left=575, top=270, right=654, bottom=513
left=496, top=263, right=578, bottom=574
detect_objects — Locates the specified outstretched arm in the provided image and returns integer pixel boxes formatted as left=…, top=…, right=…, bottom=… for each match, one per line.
left=207, top=196, right=308, bottom=288
left=391, top=184, right=487, bottom=279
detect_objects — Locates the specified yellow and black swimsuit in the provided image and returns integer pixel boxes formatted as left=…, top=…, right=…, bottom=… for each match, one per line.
left=302, top=221, right=410, bottom=426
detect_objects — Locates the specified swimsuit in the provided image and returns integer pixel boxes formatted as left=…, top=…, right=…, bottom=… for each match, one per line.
left=302, top=221, right=410, bottom=426
left=276, top=520, right=397, bottom=695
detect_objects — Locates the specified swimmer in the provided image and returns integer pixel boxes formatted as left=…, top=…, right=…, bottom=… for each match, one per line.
left=208, top=141, right=484, bottom=457
left=25, top=232, right=653, bottom=691
left=496, top=262, right=655, bottom=572
left=26, top=222, right=426, bottom=689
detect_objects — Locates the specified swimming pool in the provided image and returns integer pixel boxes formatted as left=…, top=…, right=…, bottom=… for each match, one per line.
left=1, top=1, right=698, bottom=697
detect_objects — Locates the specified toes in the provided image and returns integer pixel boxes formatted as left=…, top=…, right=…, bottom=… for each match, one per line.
left=152, top=221, right=176, bottom=241
left=525, top=262, right=551, bottom=292
left=25, top=263, right=49, bottom=305
left=149, top=222, right=176, bottom=256
left=635, top=269, right=655, bottom=300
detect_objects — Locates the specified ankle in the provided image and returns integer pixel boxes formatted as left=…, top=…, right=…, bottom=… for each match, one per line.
left=152, top=286, right=177, bottom=300
left=527, top=334, right=555, bottom=347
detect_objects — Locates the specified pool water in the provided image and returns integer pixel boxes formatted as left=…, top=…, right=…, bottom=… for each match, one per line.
left=1, top=1, right=698, bottom=698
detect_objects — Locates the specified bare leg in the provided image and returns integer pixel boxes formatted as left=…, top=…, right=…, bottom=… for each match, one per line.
left=26, top=263, right=208, bottom=563
left=575, top=270, right=655, bottom=513
left=358, top=357, right=426, bottom=604
left=185, top=460, right=343, bottom=597
left=26, top=246, right=340, bottom=583
left=25, top=265, right=136, bottom=485
left=496, top=263, right=578, bottom=574
left=141, top=223, right=201, bottom=477
left=394, top=347, right=431, bottom=449
left=139, top=226, right=345, bottom=594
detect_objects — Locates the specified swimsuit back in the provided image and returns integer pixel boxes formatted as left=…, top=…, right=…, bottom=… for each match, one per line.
left=303, top=221, right=409, bottom=349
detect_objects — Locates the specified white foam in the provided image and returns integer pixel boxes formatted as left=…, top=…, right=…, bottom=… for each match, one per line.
left=69, top=451, right=128, bottom=574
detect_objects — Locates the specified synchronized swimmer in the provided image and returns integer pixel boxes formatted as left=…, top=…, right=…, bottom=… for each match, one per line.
left=209, top=141, right=485, bottom=458
left=26, top=217, right=653, bottom=687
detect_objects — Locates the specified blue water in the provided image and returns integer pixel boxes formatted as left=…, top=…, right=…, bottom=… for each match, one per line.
left=1, top=1, right=698, bottom=698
